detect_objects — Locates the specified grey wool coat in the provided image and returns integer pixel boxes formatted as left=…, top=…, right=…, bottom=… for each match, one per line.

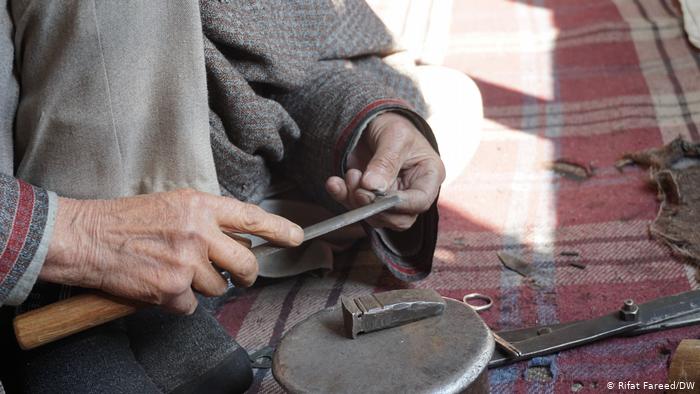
left=201, top=0, right=440, bottom=281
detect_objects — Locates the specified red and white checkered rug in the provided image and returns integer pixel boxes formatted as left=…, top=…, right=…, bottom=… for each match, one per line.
left=217, top=1, right=700, bottom=392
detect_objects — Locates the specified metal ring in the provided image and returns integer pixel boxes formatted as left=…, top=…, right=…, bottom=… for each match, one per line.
left=462, top=293, right=493, bottom=312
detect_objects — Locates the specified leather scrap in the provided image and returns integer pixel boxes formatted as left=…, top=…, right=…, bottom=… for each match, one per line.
left=621, top=138, right=700, bottom=262
left=497, top=251, right=532, bottom=276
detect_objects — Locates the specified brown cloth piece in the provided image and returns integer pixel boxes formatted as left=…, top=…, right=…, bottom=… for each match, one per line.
left=621, top=138, right=700, bottom=262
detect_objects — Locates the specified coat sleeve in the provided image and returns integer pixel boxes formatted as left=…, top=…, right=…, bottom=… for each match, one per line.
left=0, top=174, right=58, bottom=306
left=273, top=59, right=440, bottom=282
left=267, top=1, right=441, bottom=281
left=271, top=61, right=427, bottom=206
left=0, top=1, right=57, bottom=306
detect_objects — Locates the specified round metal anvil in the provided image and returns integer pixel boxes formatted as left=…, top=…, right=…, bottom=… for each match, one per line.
left=272, top=298, right=494, bottom=393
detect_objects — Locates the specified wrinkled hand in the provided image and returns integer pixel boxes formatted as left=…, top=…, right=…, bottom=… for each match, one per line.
left=40, top=189, right=303, bottom=314
left=326, top=112, right=445, bottom=231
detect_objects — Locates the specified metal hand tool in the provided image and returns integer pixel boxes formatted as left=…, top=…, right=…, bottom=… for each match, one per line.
left=450, top=290, right=700, bottom=366
left=489, top=290, right=700, bottom=367
left=13, top=195, right=401, bottom=350
left=341, top=289, right=446, bottom=338
left=250, top=194, right=400, bottom=259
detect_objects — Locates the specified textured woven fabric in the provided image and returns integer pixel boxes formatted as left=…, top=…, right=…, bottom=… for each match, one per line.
left=201, top=0, right=440, bottom=280
left=0, top=175, right=55, bottom=306
left=220, top=0, right=700, bottom=392
left=0, top=0, right=56, bottom=308
left=201, top=0, right=429, bottom=204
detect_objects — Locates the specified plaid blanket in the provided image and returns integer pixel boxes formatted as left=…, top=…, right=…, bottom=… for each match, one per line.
left=217, top=0, right=700, bottom=392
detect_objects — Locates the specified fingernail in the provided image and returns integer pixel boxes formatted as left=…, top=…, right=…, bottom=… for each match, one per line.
left=363, top=171, right=388, bottom=191
left=289, top=225, right=304, bottom=243
left=357, top=189, right=376, bottom=205
left=327, top=182, right=340, bottom=194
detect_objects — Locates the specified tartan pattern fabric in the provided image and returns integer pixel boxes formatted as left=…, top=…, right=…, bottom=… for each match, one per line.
left=219, top=0, right=700, bottom=392
left=0, top=175, right=49, bottom=305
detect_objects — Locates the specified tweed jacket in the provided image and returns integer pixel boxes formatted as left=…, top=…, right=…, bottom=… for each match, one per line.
left=0, top=0, right=439, bottom=307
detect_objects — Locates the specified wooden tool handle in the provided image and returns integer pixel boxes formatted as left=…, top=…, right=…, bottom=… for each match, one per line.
left=13, top=293, right=138, bottom=350
left=668, top=339, right=700, bottom=393
left=13, top=235, right=252, bottom=350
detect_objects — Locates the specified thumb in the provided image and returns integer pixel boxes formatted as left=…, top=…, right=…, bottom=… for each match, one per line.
left=361, top=133, right=409, bottom=192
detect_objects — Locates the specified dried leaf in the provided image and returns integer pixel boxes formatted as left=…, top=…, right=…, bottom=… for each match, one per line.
left=615, top=158, right=635, bottom=171
left=560, top=251, right=580, bottom=257
left=548, top=159, right=592, bottom=181
left=497, top=251, right=531, bottom=276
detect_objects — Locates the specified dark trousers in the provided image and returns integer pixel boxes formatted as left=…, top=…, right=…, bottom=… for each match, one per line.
left=2, top=297, right=252, bottom=394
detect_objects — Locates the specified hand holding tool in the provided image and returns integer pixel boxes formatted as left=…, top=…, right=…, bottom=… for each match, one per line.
left=13, top=195, right=400, bottom=350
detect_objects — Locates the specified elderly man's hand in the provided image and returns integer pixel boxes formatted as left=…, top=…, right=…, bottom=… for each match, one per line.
left=326, top=112, right=445, bottom=231
left=40, top=189, right=303, bottom=314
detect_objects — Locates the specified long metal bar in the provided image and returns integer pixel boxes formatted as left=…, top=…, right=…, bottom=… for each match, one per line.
left=489, top=290, right=700, bottom=367
left=251, top=195, right=401, bottom=259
